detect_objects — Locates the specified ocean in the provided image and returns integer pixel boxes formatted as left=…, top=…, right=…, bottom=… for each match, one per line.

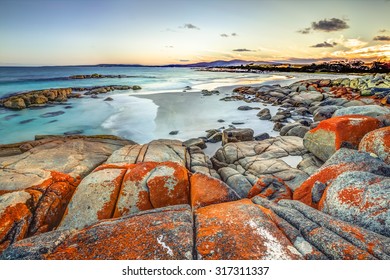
left=0, top=66, right=346, bottom=145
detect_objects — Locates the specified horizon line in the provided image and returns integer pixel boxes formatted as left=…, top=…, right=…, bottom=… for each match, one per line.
left=0, top=58, right=387, bottom=68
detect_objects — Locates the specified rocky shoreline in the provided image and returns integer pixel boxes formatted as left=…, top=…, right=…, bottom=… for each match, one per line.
left=0, top=84, right=142, bottom=110
left=0, top=73, right=389, bottom=260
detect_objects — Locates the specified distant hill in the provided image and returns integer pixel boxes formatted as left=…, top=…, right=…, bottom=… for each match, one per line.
left=96, top=60, right=272, bottom=68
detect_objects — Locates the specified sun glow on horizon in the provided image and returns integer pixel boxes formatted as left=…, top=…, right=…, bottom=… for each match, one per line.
left=0, top=0, right=389, bottom=66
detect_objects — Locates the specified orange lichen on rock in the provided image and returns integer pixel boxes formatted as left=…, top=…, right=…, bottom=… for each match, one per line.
left=359, top=126, right=390, bottom=164
left=47, top=205, right=194, bottom=260
left=114, top=161, right=190, bottom=217
left=195, top=199, right=303, bottom=260
left=0, top=171, right=79, bottom=253
left=0, top=201, right=33, bottom=254
left=147, top=162, right=189, bottom=208
left=336, top=187, right=364, bottom=207
left=26, top=171, right=80, bottom=236
left=190, top=173, right=238, bottom=210
left=93, top=163, right=136, bottom=172
left=310, top=115, right=381, bottom=149
left=58, top=167, right=128, bottom=231
left=293, top=163, right=351, bottom=208
left=248, top=176, right=292, bottom=202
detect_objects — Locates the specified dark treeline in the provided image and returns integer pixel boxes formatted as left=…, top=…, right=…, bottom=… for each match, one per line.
left=210, top=60, right=390, bottom=73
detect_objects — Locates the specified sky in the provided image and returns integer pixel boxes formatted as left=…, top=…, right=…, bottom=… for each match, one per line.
left=0, top=0, right=389, bottom=66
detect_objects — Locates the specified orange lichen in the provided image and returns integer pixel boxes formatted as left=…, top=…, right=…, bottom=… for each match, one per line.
left=294, top=163, right=351, bottom=208
left=124, top=162, right=158, bottom=182
left=93, top=163, right=136, bottom=172
left=0, top=202, right=33, bottom=254
left=248, top=177, right=292, bottom=202
left=26, top=171, right=80, bottom=236
left=309, top=115, right=381, bottom=150
left=359, top=127, right=390, bottom=164
left=195, top=199, right=302, bottom=260
left=190, top=173, right=232, bottom=210
left=337, top=187, right=364, bottom=207
left=148, top=162, right=189, bottom=208
left=47, top=207, right=192, bottom=260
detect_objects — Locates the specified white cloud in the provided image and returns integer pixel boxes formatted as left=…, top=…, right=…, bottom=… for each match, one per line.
left=330, top=44, right=390, bottom=59
left=333, top=35, right=368, bottom=49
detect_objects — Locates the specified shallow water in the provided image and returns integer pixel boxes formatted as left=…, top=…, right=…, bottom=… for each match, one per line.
left=0, top=67, right=353, bottom=144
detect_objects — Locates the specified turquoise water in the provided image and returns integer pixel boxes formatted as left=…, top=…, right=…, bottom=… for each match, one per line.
left=0, top=66, right=349, bottom=145
left=0, top=66, right=282, bottom=97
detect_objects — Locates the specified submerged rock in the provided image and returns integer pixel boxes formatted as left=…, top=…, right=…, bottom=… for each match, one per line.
left=39, top=111, right=65, bottom=118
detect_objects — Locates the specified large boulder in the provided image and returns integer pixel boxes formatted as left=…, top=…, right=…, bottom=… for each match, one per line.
left=58, top=165, right=129, bottom=231
left=303, top=115, right=381, bottom=161
left=212, top=137, right=309, bottom=191
left=190, top=173, right=240, bottom=210
left=2, top=205, right=194, bottom=260
left=253, top=198, right=390, bottom=260
left=291, top=91, right=324, bottom=105
left=195, top=199, right=303, bottom=260
left=0, top=172, right=78, bottom=253
left=0, top=136, right=133, bottom=193
left=359, top=127, right=390, bottom=164
left=319, top=171, right=390, bottom=237
left=106, top=139, right=189, bottom=167
left=333, top=105, right=390, bottom=118
left=293, top=148, right=390, bottom=208
left=59, top=161, right=190, bottom=231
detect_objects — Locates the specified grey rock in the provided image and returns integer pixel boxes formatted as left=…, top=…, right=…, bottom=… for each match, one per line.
left=207, top=132, right=223, bottom=143
left=311, top=181, right=327, bottom=204
left=237, top=105, right=254, bottom=111
left=254, top=133, right=270, bottom=141
left=222, top=128, right=254, bottom=145
left=257, top=108, right=271, bottom=120
left=286, top=126, right=309, bottom=138
left=183, top=138, right=207, bottom=149
left=333, top=105, right=390, bottom=118
left=313, top=106, right=342, bottom=122
left=1, top=230, right=74, bottom=260
left=280, top=123, right=301, bottom=136
left=320, top=171, right=390, bottom=237
left=218, top=167, right=251, bottom=198
left=273, top=122, right=284, bottom=131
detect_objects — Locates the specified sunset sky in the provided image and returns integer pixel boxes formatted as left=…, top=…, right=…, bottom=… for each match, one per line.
left=1, top=0, right=389, bottom=66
